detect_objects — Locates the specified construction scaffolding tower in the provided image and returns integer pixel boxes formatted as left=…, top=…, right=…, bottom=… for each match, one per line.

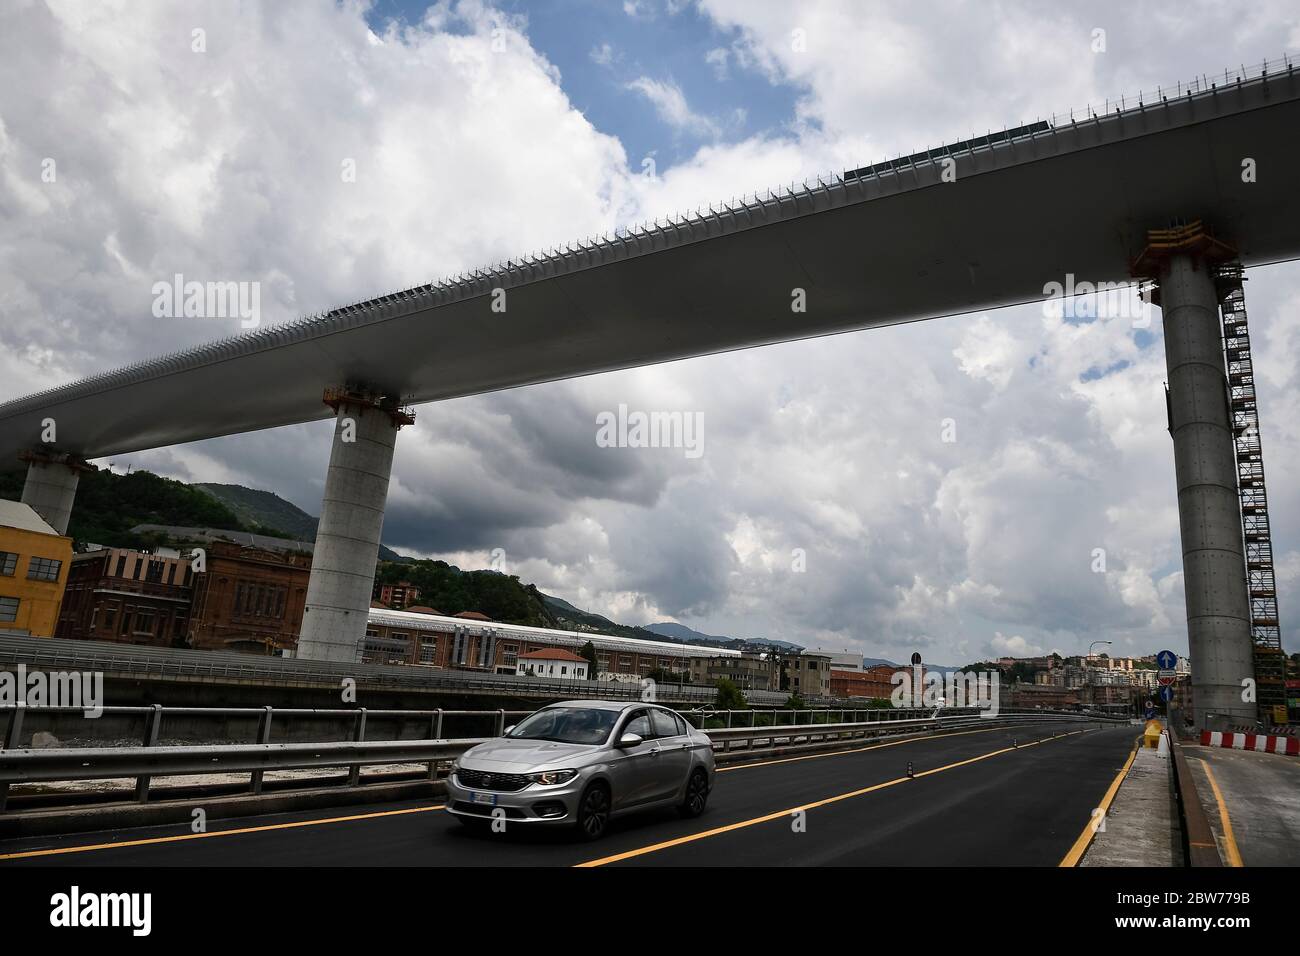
left=1216, top=263, right=1287, bottom=725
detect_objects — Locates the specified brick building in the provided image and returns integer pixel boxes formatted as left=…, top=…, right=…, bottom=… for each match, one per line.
left=57, top=540, right=311, bottom=655
left=1004, top=682, right=1082, bottom=710
left=56, top=546, right=193, bottom=647
left=187, top=540, right=311, bottom=654
left=830, top=664, right=899, bottom=700
left=372, top=580, right=421, bottom=609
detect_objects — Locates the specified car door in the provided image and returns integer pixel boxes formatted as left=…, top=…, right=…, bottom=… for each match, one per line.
left=647, top=708, right=692, bottom=803
left=607, top=709, right=659, bottom=808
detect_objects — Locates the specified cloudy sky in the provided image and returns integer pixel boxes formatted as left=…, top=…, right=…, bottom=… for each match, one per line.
left=2, top=0, right=1298, bottom=665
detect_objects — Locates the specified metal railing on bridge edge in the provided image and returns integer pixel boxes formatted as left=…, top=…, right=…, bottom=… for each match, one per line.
left=0, top=704, right=1127, bottom=812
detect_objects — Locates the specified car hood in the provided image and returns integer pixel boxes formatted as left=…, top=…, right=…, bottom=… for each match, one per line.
left=460, top=737, right=599, bottom=772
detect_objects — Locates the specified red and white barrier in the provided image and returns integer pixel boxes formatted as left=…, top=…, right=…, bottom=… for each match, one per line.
left=1200, top=730, right=1299, bottom=755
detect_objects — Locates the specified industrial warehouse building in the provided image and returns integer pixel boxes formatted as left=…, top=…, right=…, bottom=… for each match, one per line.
left=362, top=605, right=738, bottom=679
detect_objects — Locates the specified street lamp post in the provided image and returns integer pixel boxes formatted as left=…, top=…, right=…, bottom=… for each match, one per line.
left=1084, top=641, right=1113, bottom=709
left=1086, top=641, right=1112, bottom=679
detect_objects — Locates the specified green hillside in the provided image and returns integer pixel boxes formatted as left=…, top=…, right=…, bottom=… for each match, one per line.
left=0, top=467, right=287, bottom=548
left=195, top=482, right=403, bottom=560
left=194, top=483, right=318, bottom=540
left=540, top=594, right=687, bottom=645
left=374, top=559, right=558, bottom=627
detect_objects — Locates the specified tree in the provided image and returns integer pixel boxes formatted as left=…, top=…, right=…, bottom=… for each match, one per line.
left=579, top=640, right=599, bottom=680
left=784, top=693, right=806, bottom=709
left=370, top=557, right=555, bottom=626
left=714, top=678, right=747, bottom=710
left=0, top=465, right=271, bottom=550
left=1006, top=661, right=1038, bottom=685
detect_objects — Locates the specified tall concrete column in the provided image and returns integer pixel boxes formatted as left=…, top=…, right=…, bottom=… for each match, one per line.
left=1159, top=254, right=1255, bottom=730
left=298, top=392, right=411, bottom=662
left=19, top=452, right=87, bottom=536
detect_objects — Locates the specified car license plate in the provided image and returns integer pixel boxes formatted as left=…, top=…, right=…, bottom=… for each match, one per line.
left=469, top=791, right=498, bottom=806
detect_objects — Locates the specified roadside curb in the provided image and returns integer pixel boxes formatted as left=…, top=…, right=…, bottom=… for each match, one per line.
left=1170, top=739, right=1223, bottom=867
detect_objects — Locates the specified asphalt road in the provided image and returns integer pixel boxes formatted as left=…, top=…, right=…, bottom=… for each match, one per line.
left=1187, top=743, right=1300, bottom=867
left=0, top=721, right=1137, bottom=867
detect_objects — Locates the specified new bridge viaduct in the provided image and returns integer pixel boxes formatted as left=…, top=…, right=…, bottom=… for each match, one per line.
left=3, top=63, right=1298, bottom=731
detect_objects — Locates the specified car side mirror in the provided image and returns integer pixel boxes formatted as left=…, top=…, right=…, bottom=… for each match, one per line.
left=503, top=725, right=515, bottom=736
left=616, top=732, right=643, bottom=749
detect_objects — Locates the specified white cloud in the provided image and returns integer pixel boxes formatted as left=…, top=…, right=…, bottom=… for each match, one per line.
left=626, top=76, right=719, bottom=138
left=704, top=46, right=729, bottom=80
left=0, top=0, right=637, bottom=369
left=988, top=633, right=1045, bottom=658
left=953, top=316, right=1025, bottom=391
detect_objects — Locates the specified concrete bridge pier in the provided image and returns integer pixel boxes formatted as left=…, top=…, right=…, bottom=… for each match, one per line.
left=297, top=389, right=413, bottom=663
left=19, top=451, right=88, bottom=536
left=1156, top=251, right=1256, bottom=731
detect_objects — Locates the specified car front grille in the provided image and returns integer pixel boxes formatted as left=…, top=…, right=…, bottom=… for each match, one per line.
left=455, top=769, right=531, bottom=792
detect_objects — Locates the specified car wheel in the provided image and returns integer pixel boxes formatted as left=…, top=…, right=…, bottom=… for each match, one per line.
left=574, top=782, right=611, bottom=841
left=678, top=768, right=709, bottom=818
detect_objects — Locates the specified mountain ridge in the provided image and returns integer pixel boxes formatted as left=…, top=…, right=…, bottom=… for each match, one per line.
left=195, top=482, right=404, bottom=561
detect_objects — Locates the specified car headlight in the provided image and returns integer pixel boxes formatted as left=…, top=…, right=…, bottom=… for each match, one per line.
left=528, top=769, right=579, bottom=787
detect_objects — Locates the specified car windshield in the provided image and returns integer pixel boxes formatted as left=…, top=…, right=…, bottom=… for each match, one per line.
left=507, top=707, right=620, bottom=745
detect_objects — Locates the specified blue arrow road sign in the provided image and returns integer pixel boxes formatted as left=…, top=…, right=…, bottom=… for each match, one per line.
left=1156, top=649, right=1178, bottom=670
left=1159, top=686, right=1174, bottom=703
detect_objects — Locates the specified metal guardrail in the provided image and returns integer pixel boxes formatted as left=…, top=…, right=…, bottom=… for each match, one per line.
left=703, top=712, right=1124, bottom=752
left=0, top=703, right=532, bottom=809
left=1, top=703, right=532, bottom=741
left=0, top=697, right=1085, bottom=755
left=683, top=706, right=1120, bottom=727
left=0, top=706, right=1124, bottom=811
left=0, top=739, right=487, bottom=811
left=686, top=706, right=977, bottom=727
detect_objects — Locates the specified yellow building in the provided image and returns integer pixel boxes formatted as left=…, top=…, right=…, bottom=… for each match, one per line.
left=0, top=499, right=73, bottom=637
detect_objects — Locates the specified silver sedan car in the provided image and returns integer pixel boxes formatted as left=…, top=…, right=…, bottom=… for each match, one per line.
left=446, top=700, right=715, bottom=840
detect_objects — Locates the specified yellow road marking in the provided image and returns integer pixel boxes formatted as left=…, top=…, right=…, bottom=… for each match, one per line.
left=0, top=803, right=445, bottom=862
left=1197, top=759, right=1244, bottom=867
left=718, top=725, right=1005, bottom=773
left=1058, top=734, right=1141, bottom=867
left=576, top=729, right=1087, bottom=867
left=0, top=723, right=1104, bottom=865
